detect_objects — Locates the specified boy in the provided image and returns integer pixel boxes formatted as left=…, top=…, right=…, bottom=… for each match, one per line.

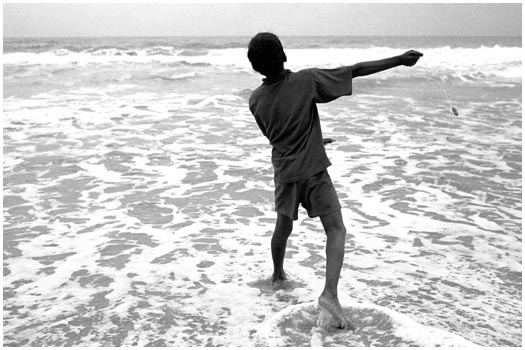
left=247, top=32, right=422, bottom=330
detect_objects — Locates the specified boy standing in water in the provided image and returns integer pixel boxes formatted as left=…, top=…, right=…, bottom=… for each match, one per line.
left=247, top=32, right=422, bottom=330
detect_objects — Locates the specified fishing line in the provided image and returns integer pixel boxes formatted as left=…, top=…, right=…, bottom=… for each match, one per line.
left=432, top=79, right=456, bottom=112
left=431, top=77, right=459, bottom=141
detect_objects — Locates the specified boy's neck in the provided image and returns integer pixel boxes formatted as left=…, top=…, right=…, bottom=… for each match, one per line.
left=264, top=68, right=288, bottom=84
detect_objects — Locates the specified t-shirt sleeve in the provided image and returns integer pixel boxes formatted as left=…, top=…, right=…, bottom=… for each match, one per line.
left=311, top=66, right=352, bottom=103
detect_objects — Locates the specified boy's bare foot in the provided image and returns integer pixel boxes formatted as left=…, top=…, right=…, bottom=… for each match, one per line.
left=270, top=272, right=289, bottom=288
left=318, top=294, right=355, bottom=331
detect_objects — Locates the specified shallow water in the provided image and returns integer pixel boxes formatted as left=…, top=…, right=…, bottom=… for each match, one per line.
left=3, top=36, right=522, bottom=346
left=260, top=301, right=480, bottom=347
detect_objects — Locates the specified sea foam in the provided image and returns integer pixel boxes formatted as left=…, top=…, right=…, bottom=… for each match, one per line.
left=259, top=300, right=480, bottom=347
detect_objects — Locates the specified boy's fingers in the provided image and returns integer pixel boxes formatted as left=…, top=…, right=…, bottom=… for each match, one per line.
left=407, top=50, right=423, bottom=57
left=408, top=51, right=423, bottom=66
left=402, top=50, right=423, bottom=66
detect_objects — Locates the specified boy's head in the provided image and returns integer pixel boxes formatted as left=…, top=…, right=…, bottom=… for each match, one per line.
left=247, top=32, right=287, bottom=77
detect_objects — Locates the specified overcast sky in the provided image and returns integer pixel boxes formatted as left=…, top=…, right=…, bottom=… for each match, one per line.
left=3, top=2, right=522, bottom=37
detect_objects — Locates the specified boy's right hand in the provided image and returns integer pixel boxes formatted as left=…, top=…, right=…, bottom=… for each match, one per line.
left=400, top=50, right=423, bottom=66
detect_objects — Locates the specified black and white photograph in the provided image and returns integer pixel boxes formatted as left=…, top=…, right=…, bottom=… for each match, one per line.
left=3, top=1, right=522, bottom=347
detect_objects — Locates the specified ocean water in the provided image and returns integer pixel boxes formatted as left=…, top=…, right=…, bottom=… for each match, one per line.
left=3, top=36, right=522, bottom=346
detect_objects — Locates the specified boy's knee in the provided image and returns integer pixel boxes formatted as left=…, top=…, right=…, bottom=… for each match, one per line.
left=275, top=213, right=293, bottom=235
left=327, top=225, right=346, bottom=238
left=323, top=216, right=346, bottom=239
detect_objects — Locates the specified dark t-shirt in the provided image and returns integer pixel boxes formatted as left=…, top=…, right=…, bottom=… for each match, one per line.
left=249, top=67, right=352, bottom=183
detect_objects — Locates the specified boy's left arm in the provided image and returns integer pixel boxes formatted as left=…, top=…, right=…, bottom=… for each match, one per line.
left=351, top=50, right=423, bottom=78
left=254, top=114, right=268, bottom=138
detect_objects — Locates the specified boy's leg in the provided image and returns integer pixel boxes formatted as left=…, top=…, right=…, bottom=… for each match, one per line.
left=271, top=212, right=293, bottom=282
left=319, top=209, right=354, bottom=330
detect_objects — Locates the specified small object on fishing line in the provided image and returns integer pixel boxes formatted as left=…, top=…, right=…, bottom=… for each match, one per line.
left=451, top=106, right=459, bottom=116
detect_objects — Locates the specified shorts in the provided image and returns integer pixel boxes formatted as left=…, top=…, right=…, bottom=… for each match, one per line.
left=274, top=169, right=342, bottom=221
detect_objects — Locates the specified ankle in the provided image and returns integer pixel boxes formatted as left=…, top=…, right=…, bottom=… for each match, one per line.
left=320, top=289, right=338, bottom=300
left=272, top=270, right=287, bottom=281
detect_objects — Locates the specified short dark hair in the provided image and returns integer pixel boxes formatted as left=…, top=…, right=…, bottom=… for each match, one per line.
left=247, top=32, right=287, bottom=77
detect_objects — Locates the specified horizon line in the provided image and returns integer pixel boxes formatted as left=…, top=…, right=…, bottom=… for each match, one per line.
left=4, top=34, right=522, bottom=39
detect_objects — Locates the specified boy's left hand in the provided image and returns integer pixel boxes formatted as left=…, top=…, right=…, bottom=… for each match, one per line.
left=400, top=50, right=423, bottom=66
left=323, top=138, right=335, bottom=145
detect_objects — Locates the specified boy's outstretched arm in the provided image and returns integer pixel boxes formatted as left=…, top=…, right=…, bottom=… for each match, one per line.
left=351, top=50, right=423, bottom=78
